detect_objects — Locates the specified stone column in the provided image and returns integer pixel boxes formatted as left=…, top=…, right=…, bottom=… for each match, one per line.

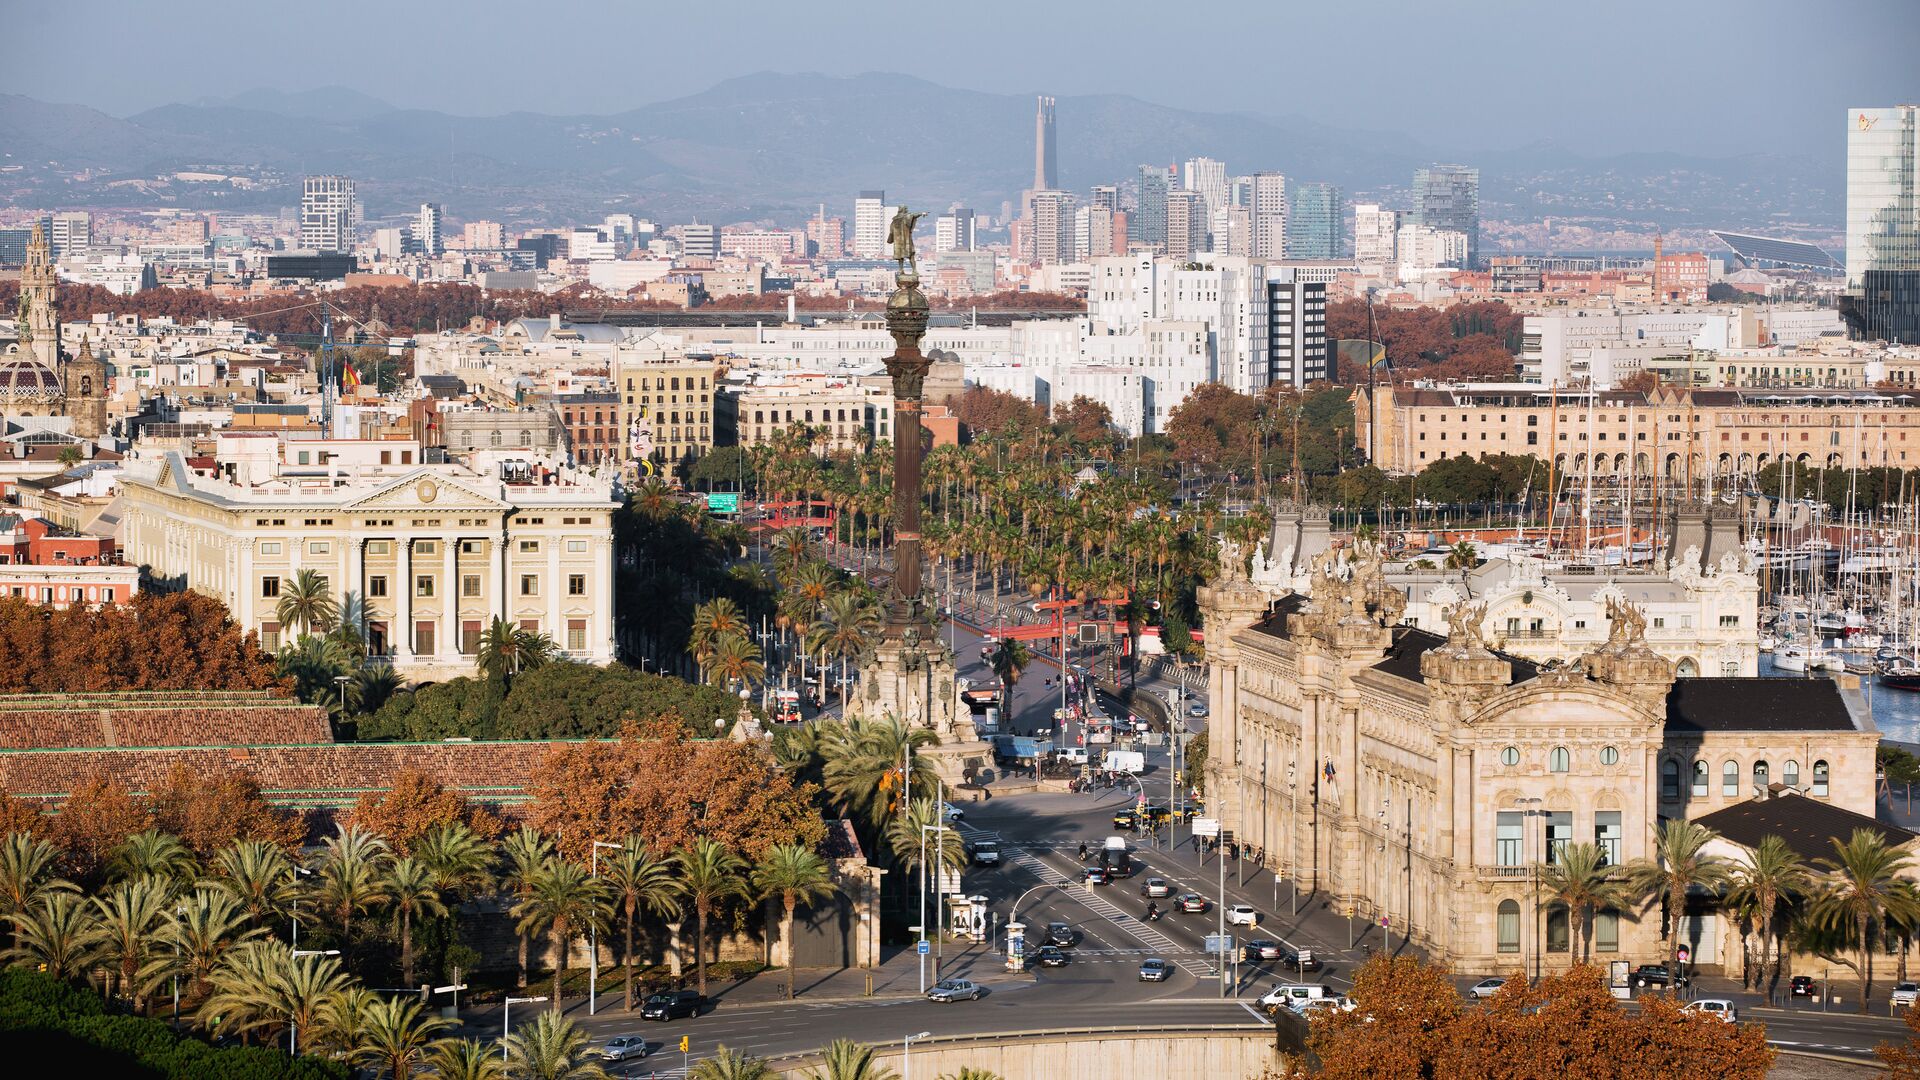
left=235, top=536, right=255, bottom=633
left=396, top=538, right=414, bottom=664
left=593, top=534, right=614, bottom=662
left=545, top=535, right=562, bottom=647
left=442, top=537, right=457, bottom=661
left=489, top=528, right=506, bottom=625
left=345, top=535, right=364, bottom=637
left=879, top=269, right=931, bottom=629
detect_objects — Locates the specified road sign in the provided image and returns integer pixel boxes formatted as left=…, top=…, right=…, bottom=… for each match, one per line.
left=706, top=492, right=740, bottom=514
left=918, top=940, right=930, bottom=955
left=1192, top=817, right=1221, bottom=838
left=1203, top=933, right=1236, bottom=955
left=432, top=984, right=467, bottom=994
left=679, top=1036, right=689, bottom=1053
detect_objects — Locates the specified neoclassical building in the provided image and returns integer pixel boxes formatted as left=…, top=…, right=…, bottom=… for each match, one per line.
left=1202, top=541, right=1877, bottom=975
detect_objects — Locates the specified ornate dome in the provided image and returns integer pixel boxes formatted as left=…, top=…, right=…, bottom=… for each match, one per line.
left=0, top=353, right=62, bottom=396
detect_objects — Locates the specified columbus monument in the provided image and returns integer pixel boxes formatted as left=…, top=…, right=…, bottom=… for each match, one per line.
left=844, top=207, right=989, bottom=784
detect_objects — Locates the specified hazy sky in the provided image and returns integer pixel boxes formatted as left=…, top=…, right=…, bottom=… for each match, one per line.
left=8, top=0, right=1916, bottom=159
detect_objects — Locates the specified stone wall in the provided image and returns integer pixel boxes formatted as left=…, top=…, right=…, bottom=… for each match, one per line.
left=0, top=691, right=330, bottom=750
left=775, top=1030, right=1280, bottom=1080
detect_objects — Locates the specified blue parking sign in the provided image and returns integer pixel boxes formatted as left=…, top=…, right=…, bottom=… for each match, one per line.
left=918, top=941, right=930, bottom=955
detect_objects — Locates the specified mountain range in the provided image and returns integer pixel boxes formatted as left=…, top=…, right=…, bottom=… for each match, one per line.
left=0, top=72, right=1838, bottom=233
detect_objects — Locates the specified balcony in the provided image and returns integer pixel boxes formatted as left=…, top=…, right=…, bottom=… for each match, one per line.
left=1476, top=865, right=1531, bottom=881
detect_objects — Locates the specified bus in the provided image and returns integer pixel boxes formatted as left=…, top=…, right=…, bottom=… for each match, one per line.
left=773, top=689, right=801, bottom=724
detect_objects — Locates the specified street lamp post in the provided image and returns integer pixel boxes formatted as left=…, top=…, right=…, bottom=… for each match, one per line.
left=1287, top=763, right=1300, bottom=919
left=290, top=865, right=313, bottom=948
left=288, top=949, right=340, bottom=1056
left=588, top=839, right=620, bottom=1016
left=503, top=996, right=547, bottom=1060
left=1519, top=796, right=1543, bottom=982
left=903, top=1030, right=932, bottom=1080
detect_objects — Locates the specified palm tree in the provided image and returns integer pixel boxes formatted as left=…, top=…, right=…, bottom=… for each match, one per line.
left=208, top=839, right=298, bottom=930
left=276, top=568, right=339, bottom=636
left=807, top=591, right=880, bottom=704
left=820, top=718, right=936, bottom=835
left=1538, top=842, right=1632, bottom=961
left=108, top=829, right=199, bottom=891
left=501, top=827, right=555, bottom=989
left=315, top=986, right=380, bottom=1058
left=276, top=633, right=355, bottom=708
left=352, top=995, right=453, bottom=1080
left=1809, top=828, right=1920, bottom=1013
left=355, top=664, right=405, bottom=715
left=1625, top=819, right=1731, bottom=981
left=988, top=638, right=1032, bottom=714
left=803, top=1039, right=898, bottom=1080
left=158, top=886, right=263, bottom=1006
left=603, top=839, right=681, bottom=1011
left=384, top=856, right=448, bottom=988
left=1443, top=540, right=1478, bottom=571
left=416, top=821, right=496, bottom=899
left=1724, top=835, right=1809, bottom=1000
left=199, top=938, right=349, bottom=1053
left=92, top=875, right=170, bottom=1007
left=690, top=1046, right=776, bottom=1080
left=752, top=843, right=838, bottom=1000
left=689, top=597, right=750, bottom=678
left=675, top=838, right=748, bottom=997
left=502, top=1010, right=610, bottom=1080
left=311, top=824, right=393, bottom=958
left=705, top=632, right=766, bottom=691
left=512, top=857, right=611, bottom=1012
left=3, top=891, right=100, bottom=980
left=423, top=1039, right=509, bottom=1080
left=0, top=832, right=72, bottom=942
left=937, top=1071, right=1003, bottom=1080
left=479, top=616, right=559, bottom=683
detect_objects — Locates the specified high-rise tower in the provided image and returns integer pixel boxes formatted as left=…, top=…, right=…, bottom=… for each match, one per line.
left=1034, top=96, right=1057, bottom=191
left=1842, top=106, right=1920, bottom=344
left=1412, top=165, right=1480, bottom=269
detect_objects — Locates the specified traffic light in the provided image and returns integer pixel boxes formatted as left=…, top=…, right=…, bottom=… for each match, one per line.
left=679, top=1036, right=690, bottom=1053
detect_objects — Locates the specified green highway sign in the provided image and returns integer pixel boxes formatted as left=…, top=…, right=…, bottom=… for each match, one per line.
left=706, top=493, right=740, bottom=514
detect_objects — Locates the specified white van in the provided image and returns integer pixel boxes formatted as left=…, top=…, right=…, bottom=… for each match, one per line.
left=1259, top=983, right=1335, bottom=1011
left=1055, top=746, right=1089, bottom=765
left=1103, top=750, right=1146, bottom=774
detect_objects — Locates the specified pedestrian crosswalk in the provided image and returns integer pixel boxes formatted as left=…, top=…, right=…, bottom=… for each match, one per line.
left=992, top=839, right=1210, bottom=977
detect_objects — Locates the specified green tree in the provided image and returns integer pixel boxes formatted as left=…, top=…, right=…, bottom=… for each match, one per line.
left=157, top=886, right=263, bottom=1006
left=310, top=825, right=393, bottom=959
left=91, top=876, right=170, bottom=1008
left=675, top=838, right=748, bottom=997
left=415, top=821, right=497, bottom=899
left=0, top=832, right=74, bottom=939
left=276, top=568, right=339, bottom=637
left=603, top=839, right=681, bottom=1012
left=820, top=718, right=936, bottom=835
left=752, top=843, right=838, bottom=1000
left=1809, top=828, right=1920, bottom=1012
left=276, top=634, right=355, bottom=711
left=988, top=638, right=1032, bottom=714
left=511, top=857, right=611, bottom=1012
left=806, top=591, right=880, bottom=703
left=803, top=1039, right=898, bottom=1080
left=1538, top=842, right=1632, bottom=961
left=1724, top=835, right=1809, bottom=999
left=352, top=995, right=453, bottom=1080
left=705, top=632, right=766, bottom=691
left=690, top=1046, right=776, bottom=1080
left=502, top=1010, right=610, bottom=1080
left=199, top=938, right=350, bottom=1054
left=1626, top=819, right=1732, bottom=980
left=107, top=830, right=199, bottom=892
left=3, top=891, right=100, bottom=980
left=424, top=1039, right=509, bottom=1080
left=383, top=856, right=447, bottom=989
left=500, top=827, right=554, bottom=989
left=479, top=616, right=559, bottom=684
left=208, top=839, right=299, bottom=931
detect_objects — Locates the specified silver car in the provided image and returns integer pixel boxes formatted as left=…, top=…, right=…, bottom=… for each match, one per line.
left=601, top=1035, right=648, bottom=1061
left=927, top=978, right=983, bottom=1002
left=1468, top=977, right=1506, bottom=1000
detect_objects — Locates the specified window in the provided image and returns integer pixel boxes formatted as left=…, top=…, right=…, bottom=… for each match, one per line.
left=519, top=540, right=540, bottom=553
left=1785, top=760, right=1800, bottom=789
left=368, top=541, right=390, bottom=555
left=1752, top=760, right=1769, bottom=792
left=1594, top=910, right=1620, bottom=953
left=416, top=575, right=434, bottom=598
left=416, top=541, right=437, bottom=555
left=520, top=574, right=539, bottom=596
left=368, top=575, right=388, bottom=598
left=1549, top=747, right=1570, bottom=773
left=261, top=576, right=280, bottom=598
left=1546, top=812, right=1572, bottom=864
left=1812, top=760, right=1829, bottom=797
left=260, top=621, right=280, bottom=652
left=1495, top=812, right=1523, bottom=867
left=1722, top=760, right=1739, bottom=797
left=309, top=541, right=330, bottom=556
left=568, top=574, right=586, bottom=596
left=1600, top=745, right=1619, bottom=766
left=1501, top=746, right=1520, bottom=767
left=1546, top=904, right=1570, bottom=953
left=1691, top=759, right=1708, bottom=797
left=461, top=620, right=482, bottom=655
left=461, top=540, right=482, bottom=554
left=1595, top=812, right=1622, bottom=866
left=414, top=621, right=435, bottom=656
left=567, top=618, right=586, bottom=652
left=1497, top=900, right=1521, bottom=953
left=463, top=575, right=481, bottom=597
left=567, top=539, right=588, bottom=553
left=1720, top=615, right=1739, bottom=628
left=260, top=542, right=282, bottom=555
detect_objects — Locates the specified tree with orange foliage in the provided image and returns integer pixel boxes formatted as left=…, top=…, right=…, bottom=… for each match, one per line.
left=0, top=592, right=281, bottom=694
left=46, top=774, right=150, bottom=882
left=1052, top=395, right=1116, bottom=445
left=1880, top=999, right=1920, bottom=1078
left=525, top=719, right=826, bottom=863
left=349, top=767, right=505, bottom=854
left=1302, top=958, right=1773, bottom=1080
left=145, top=762, right=306, bottom=856
left=0, top=792, right=43, bottom=836
left=947, top=385, right=1045, bottom=437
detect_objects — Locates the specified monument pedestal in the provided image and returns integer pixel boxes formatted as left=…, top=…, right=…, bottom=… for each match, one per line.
left=846, top=631, right=991, bottom=788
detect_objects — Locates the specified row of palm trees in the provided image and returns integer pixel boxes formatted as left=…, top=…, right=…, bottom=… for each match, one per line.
left=692, top=1038, right=1003, bottom=1080
left=1535, top=819, right=1919, bottom=1011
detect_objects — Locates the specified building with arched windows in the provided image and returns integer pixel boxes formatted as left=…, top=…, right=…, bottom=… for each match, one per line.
left=1201, top=541, right=1878, bottom=976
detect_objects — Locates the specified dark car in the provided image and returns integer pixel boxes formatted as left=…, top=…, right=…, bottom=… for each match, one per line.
left=1083, top=865, right=1111, bottom=886
left=1282, top=948, right=1323, bottom=973
left=1177, top=893, right=1208, bottom=914
left=640, top=990, right=702, bottom=1020
left=1044, top=922, right=1077, bottom=948
left=1112, top=809, right=1138, bottom=830
left=1631, top=965, right=1690, bottom=989
left=1790, top=975, right=1817, bottom=998
left=1035, top=945, right=1071, bottom=968
left=1138, top=958, right=1173, bottom=982
left=1243, top=939, right=1283, bottom=963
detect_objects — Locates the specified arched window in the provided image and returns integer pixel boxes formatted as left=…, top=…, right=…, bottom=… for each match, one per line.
left=1784, top=760, right=1800, bottom=789
left=1722, top=760, right=1739, bottom=797
left=1813, top=760, right=1829, bottom=797
left=1549, top=747, right=1570, bottom=773
left=1691, top=760, right=1709, bottom=797
left=1546, top=904, right=1571, bottom=953
left=1753, top=761, right=1770, bottom=791
left=1497, top=900, right=1521, bottom=954
left=1677, top=658, right=1699, bottom=677
left=1661, top=759, right=1680, bottom=799
left=1502, top=746, right=1520, bottom=766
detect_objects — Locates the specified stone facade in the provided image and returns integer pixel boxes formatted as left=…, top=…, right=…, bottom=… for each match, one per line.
left=1203, top=541, right=1878, bottom=976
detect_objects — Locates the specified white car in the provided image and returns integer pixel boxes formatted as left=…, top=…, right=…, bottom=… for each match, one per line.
left=1292, top=995, right=1356, bottom=1017
left=941, top=802, right=965, bottom=822
left=1895, top=982, right=1920, bottom=1009
left=601, top=1035, right=649, bottom=1061
left=1468, top=977, right=1506, bottom=1000
left=1682, top=998, right=1737, bottom=1023
left=1226, top=904, right=1259, bottom=926
left=1140, top=877, right=1172, bottom=898
left=1259, top=983, right=1332, bottom=1010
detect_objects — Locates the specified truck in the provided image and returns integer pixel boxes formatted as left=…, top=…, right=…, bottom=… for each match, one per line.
left=1103, top=750, right=1146, bottom=775
left=993, top=735, right=1047, bottom=762
left=1099, top=836, right=1133, bottom=878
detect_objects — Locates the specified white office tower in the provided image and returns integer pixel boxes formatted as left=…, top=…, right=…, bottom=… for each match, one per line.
left=415, top=203, right=444, bottom=256
left=853, top=191, right=891, bottom=258
left=1183, top=156, right=1228, bottom=216
left=1353, top=204, right=1399, bottom=266
left=1028, top=190, right=1078, bottom=265
left=1165, top=190, right=1208, bottom=260
left=1089, top=253, right=1271, bottom=395
left=1250, top=172, right=1288, bottom=259
left=681, top=223, right=719, bottom=260
left=934, top=208, right=975, bottom=253
left=1266, top=267, right=1330, bottom=387
left=1091, top=185, right=1120, bottom=213
left=1396, top=223, right=1468, bottom=270
left=49, top=212, right=91, bottom=257
left=1075, top=205, right=1116, bottom=261
left=300, top=175, right=356, bottom=253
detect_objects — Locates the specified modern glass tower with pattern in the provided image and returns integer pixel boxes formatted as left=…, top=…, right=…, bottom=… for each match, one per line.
left=1842, top=106, right=1920, bottom=344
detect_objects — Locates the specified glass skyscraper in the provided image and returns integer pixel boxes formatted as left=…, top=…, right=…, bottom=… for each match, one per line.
left=1842, top=106, right=1920, bottom=344
left=1288, top=181, right=1343, bottom=259
left=1412, top=164, right=1480, bottom=269
left=1135, top=165, right=1170, bottom=250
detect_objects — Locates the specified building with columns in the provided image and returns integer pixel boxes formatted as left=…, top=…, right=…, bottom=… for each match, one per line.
left=1201, top=539, right=1877, bottom=976
left=117, top=435, right=617, bottom=677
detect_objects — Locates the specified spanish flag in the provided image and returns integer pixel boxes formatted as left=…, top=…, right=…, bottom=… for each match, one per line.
left=342, top=362, right=362, bottom=392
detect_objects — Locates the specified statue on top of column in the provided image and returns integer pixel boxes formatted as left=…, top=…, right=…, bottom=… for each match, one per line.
left=888, top=207, right=925, bottom=275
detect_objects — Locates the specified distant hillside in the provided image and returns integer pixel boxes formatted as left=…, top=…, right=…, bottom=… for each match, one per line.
left=0, top=73, right=1836, bottom=230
